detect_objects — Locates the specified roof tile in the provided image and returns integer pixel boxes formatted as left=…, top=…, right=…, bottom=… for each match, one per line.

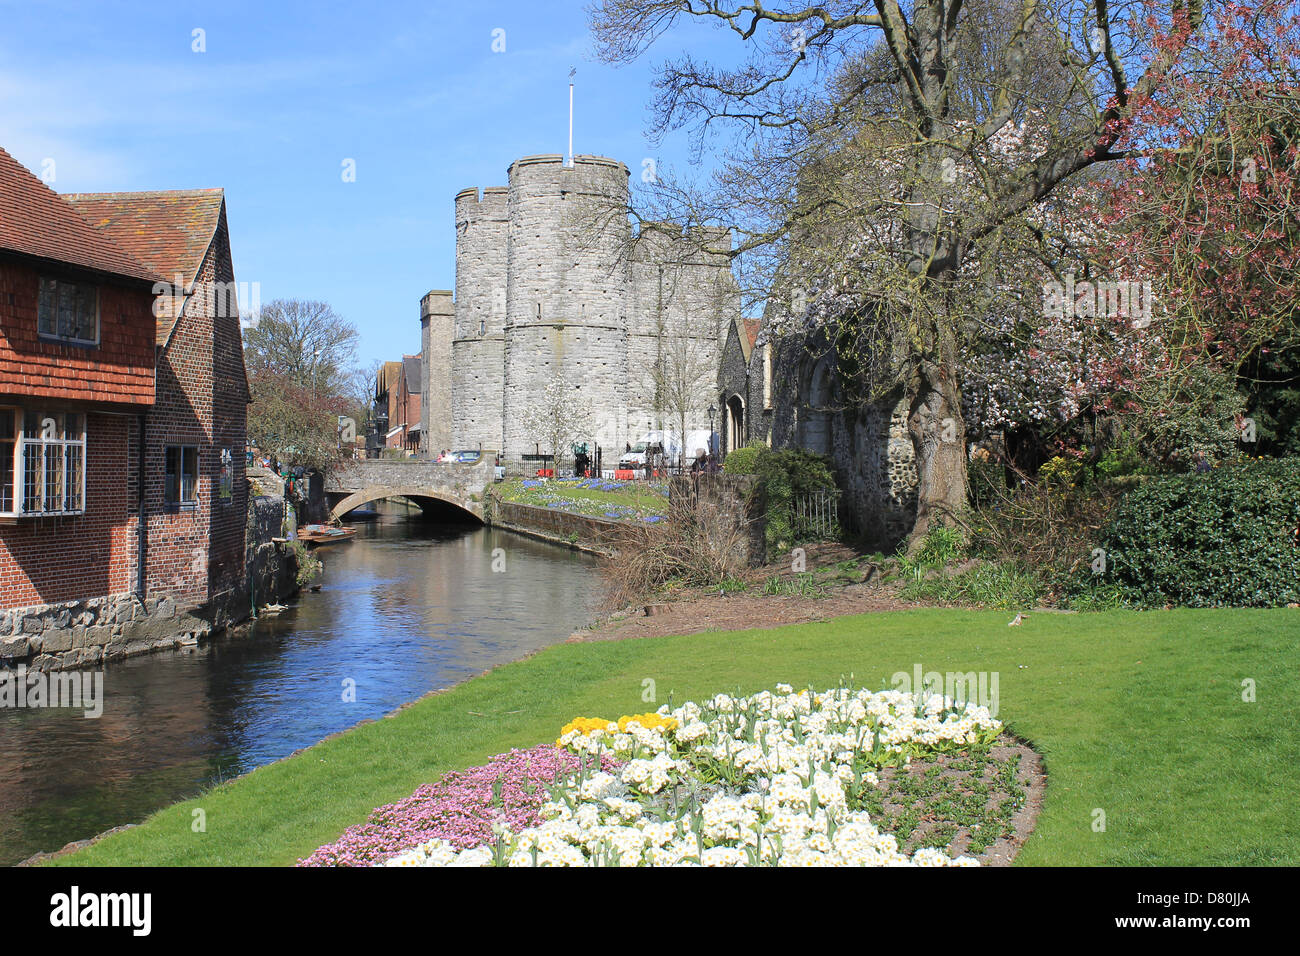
left=63, top=188, right=225, bottom=344
left=0, top=145, right=160, bottom=284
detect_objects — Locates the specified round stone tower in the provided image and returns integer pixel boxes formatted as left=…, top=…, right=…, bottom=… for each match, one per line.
left=451, top=185, right=509, bottom=451
left=501, top=155, right=632, bottom=460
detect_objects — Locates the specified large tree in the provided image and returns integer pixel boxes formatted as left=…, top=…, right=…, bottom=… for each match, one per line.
left=244, top=298, right=362, bottom=468
left=589, top=0, right=1229, bottom=545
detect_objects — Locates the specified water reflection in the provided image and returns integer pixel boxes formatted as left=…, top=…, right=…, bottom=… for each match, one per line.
left=0, top=503, right=601, bottom=865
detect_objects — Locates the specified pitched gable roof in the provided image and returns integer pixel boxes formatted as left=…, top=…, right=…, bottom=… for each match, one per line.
left=63, top=188, right=226, bottom=344
left=731, top=316, right=760, bottom=364
left=402, top=354, right=422, bottom=394
left=0, top=145, right=160, bottom=284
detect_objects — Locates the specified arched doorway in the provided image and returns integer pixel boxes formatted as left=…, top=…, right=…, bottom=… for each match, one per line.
left=800, top=356, right=833, bottom=455
left=727, top=395, right=745, bottom=453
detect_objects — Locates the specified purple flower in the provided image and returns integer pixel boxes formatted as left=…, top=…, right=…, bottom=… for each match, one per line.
left=296, top=745, right=622, bottom=867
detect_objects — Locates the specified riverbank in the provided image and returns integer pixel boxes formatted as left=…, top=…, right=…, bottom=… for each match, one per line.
left=2, top=513, right=601, bottom=867
left=44, top=603, right=1299, bottom=866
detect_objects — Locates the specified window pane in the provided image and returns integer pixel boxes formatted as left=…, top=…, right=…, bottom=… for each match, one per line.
left=22, top=443, right=41, bottom=513
left=38, top=280, right=56, bottom=334
left=0, top=432, right=12, bottom=513
left=66, top=443, right=83, bottom=511
left=182, top=447, right=198, bottom=501
left=58, top=284, right=76, bottom=338
left=44, top=443, right=64, bottom=512
left=165, top=447, right=179, bottom=504
left=76, top=285, right=95, bottom=340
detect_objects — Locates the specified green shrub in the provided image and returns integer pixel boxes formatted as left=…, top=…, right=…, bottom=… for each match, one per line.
left=1082, top=457, right=1300, bottom=607
left=894, top=525, right=966, bottom=585
left=721, top=441, right=767, bottom=475
left=753, top=448, right=842, bottom=552
left=291, top=541, right=321, bottom=588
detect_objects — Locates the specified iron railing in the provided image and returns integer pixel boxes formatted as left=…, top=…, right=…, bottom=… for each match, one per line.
left=793, top=488, right=841, bottom=542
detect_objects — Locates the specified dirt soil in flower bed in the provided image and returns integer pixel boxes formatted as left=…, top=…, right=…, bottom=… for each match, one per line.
left=572, top=542, right=920, bottom=643
left=870, top=735, right=1044, bottom=867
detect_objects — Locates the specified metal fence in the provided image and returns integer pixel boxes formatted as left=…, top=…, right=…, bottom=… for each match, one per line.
left=793, top=488, right=842, bottom=542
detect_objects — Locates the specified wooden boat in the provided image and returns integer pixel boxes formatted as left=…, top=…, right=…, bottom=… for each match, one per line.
left=298, top=524, right=358, bottom=547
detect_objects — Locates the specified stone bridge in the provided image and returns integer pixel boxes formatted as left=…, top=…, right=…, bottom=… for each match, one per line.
left=324, top=458, right=496, bottom=521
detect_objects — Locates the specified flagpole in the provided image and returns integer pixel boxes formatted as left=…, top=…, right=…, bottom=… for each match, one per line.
left=568, top=68, right=575, bottom=166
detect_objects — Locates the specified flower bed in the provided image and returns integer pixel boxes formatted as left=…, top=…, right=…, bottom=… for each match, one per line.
left=296, top=745, right=622, bottom=866
left=378, top=684, right=1004, bottom=867
left=497, top=476, right=668, bottom=522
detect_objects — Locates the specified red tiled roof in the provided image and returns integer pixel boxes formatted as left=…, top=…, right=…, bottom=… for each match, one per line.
left=63, top=188, right=226, bottom=344
left=0, top=145, right=161, bottom=284
left=743, top=318, right=760, bottom=352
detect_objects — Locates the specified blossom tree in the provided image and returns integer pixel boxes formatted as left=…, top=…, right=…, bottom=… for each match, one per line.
left=522, top=373, right=593, bottom=475
left=589, top=0, right=1250, bottom=545
left=1090, top=1, right=1300, bottom=413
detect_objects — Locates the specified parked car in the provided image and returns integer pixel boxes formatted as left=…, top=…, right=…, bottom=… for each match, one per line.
left=451, top=450, right=481, bottom=464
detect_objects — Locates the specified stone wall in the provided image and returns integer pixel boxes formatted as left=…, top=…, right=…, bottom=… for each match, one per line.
left=767, top=332, right=918, bottom=551
left=451, top=185, right=509, bottom=453
left=667, top=474, right=766, bottom=569
left=420, top=290, right=454, bottom=454
left=487, top=499, right=620, bottom=555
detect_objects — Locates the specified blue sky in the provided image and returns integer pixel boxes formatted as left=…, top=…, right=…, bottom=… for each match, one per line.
left=0, top=0, right=734, bottom=366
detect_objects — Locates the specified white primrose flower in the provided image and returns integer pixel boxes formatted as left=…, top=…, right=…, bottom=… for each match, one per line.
left=387, top=683, right=1003, bottom=867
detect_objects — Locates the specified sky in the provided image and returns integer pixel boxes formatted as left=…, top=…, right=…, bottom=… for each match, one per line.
left=0, top=0, right=736, bottom=367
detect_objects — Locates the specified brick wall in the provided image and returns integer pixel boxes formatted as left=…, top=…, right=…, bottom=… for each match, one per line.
left=0, top=412, right=138, bottom=605
left=0, top=255, right=154, bottom=607
left=143, top=207, right=249, bottom=610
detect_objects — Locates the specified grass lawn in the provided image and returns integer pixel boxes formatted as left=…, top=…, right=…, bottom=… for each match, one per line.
left=495, top=476, right=668, bottom=521
left=53, top=607, right=1297, bottom=866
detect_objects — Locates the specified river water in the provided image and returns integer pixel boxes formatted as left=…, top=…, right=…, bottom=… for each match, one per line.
left=0, top=503, right=602, bottom=866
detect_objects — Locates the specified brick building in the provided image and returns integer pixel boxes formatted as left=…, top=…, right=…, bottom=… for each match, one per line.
left=1, top=144, right=255, bottom=665
left=375, top=356, right=421, bottom=454
left=66, top=187, right=251, bottom=613
left=0, top=145, right=159, bottom=608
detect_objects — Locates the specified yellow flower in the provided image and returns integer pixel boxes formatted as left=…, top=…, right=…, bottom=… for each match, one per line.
left=616, top=713, right=680, bottom=733
left=555, top=712, right=679, bottom=746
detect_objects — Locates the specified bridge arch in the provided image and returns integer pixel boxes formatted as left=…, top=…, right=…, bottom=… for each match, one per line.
left=329, top=487, right=483, bottom=523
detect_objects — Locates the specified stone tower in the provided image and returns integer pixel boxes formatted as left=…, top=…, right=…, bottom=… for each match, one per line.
left=420, top=289, right=453, bottom=454
left=501, top=154, right=631, bottom=458
left=451, top=185, right=509, bottom=452
left=441, top=153, right=739, bottom=467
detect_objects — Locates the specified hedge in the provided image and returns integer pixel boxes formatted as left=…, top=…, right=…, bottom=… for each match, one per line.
left=1087, top=457, right=1300, bottom=607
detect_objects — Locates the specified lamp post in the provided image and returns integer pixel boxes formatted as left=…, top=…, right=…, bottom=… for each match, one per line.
left=707, top=404, right=717, bottom=457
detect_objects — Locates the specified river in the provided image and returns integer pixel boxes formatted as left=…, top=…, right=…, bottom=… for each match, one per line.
left=0, top=502, right=602, bottom=866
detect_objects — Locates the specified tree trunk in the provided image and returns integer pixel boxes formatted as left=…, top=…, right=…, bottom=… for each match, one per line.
left=906, top=358, right=969, bottom=553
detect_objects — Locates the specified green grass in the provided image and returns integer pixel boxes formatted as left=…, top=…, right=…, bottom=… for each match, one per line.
left=496, top=476, right=668, bottom=521
left=52, top=607, right=1298, bottom=866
